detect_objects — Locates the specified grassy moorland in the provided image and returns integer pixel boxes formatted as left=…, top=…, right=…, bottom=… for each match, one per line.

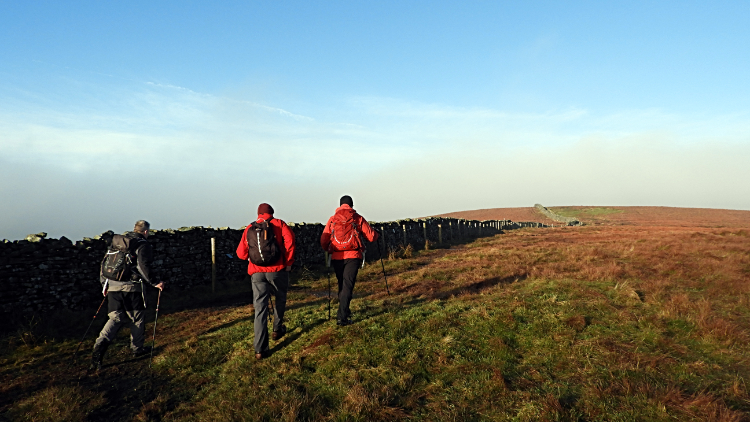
left=2, top=220, right=750, bottom=421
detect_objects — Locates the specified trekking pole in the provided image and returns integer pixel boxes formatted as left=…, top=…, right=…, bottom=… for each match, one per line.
left=375, top=236, right=390, bottom=295
left=72, top=295, right=107, bottom=363
left=149, top=289, right=162, bottom=368
left=326, top=252, right=331, bottom=320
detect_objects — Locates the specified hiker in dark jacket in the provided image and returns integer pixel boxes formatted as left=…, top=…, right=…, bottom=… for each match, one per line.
left=236, top=203, right=296, bottom=360
left=90, top=220, right=163, bottom=371
left=320, top=195, right=378, bottom=326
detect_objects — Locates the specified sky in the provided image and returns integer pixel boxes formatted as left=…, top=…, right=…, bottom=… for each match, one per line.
left=1, top=1, right=749, bottom=241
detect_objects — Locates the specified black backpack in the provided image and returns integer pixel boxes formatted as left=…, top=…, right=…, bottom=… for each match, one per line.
left=101, top=234, right=137, bottom=281
left=246, top=220, right=281, bottom=266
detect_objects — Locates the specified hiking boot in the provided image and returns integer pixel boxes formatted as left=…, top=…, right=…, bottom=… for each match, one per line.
left=271, top=325, right=287, bottom=340
left=89, top=340, right=110, bottom=371
left=336, top=318, right=353, bottom=327
left=255, top=350, right=268, bottom=360
left=133, top=346, right=152, bottom=358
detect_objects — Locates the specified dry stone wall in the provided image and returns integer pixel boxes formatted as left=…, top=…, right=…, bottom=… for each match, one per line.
left=1, top=217, right=548, bottom=315
left=534, top=204, right=582, bottom=226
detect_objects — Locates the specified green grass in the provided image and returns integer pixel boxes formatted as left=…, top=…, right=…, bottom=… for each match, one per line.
left=2, top=227, right=749, bottom=421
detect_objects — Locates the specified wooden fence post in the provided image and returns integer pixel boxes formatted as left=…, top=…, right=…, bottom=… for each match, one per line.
left=211, top=237, right=216, bottom=294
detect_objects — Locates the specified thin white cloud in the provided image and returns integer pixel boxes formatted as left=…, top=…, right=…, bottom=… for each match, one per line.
left=144, top=81, right=315, bottom=121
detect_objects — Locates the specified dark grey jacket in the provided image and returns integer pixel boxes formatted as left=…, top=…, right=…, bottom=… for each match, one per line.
left=100, top=232, right=158, bottom=293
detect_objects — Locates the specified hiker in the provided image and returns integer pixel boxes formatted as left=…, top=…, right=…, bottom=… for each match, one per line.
left=91, top=220, right=163, bottom=371
left=320, top=195, right=379, bottom=326
left=236, top=203, right=296, bottom=360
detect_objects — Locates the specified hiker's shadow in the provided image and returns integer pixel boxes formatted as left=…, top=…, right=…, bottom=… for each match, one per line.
left=285, top=298, right=328, bottom=312
left=268, top=298, right=394, bottom=355
left=269, top=315, right=329, bottom=355
left=430, top=273, right=527, bottom=299
left=202, top=298, right=329, bottom=335
left=203, top=314, right=254, bottom=335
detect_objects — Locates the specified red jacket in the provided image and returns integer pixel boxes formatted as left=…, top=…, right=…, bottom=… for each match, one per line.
left=237, top=213, right=295, bottom=274
left=320, top=205, right=379, bottom=260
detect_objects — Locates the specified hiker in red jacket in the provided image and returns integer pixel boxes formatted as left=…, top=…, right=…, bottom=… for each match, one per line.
left=236, top=203, right=296, bottom=360
left=320, top=195, right=379, bottom=326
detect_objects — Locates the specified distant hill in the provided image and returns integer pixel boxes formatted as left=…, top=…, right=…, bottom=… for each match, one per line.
left=436, top=206, right=750, bottom=228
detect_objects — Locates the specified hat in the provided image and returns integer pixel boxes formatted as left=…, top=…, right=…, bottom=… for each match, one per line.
left=257, top=203, right=274, bottom=215
left=340, top=195, right=353, bottom=207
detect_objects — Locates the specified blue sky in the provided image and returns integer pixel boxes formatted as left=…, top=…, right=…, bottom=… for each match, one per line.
left=1, top=1, right=749, bottom=240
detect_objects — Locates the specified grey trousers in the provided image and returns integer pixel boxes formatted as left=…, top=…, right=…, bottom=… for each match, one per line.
left=251, top=271, right=289, bottom=354
left=93, top=291, right=146, bottom=352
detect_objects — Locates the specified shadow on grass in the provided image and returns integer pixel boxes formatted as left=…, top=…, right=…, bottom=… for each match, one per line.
left=385, top=273, right=527, bottom=301
left=156, top=281, right=253, bottom=316
left=1, top=340, right=178, bottom=422
left=431, top=273, right=528, bottom=299
left=269, top=316, right=329, bottom=356
left=267, top=297, right=401, bottom=357
left=201, top=297, right=331, bottom=337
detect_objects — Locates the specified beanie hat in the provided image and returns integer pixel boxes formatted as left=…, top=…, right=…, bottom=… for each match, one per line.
left=257, top=203, right=274, bottom=215
left=340, top=195, right=353, bottom=207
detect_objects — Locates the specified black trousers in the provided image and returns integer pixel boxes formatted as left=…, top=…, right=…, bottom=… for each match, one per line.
left=332, top=258, right=361, bottom=322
